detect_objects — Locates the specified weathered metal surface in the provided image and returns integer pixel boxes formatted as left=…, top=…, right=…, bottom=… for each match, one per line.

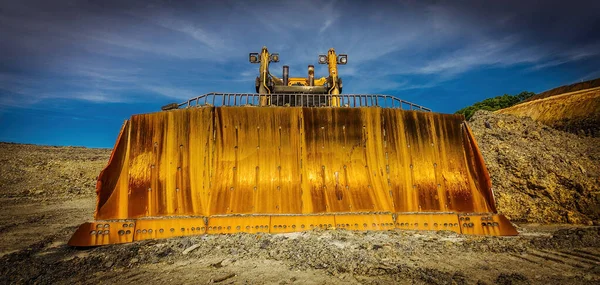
left=208, top=216, right=271, bottom=234
left=458, top=214, right=519, bottom=236
left=134, top=218, right=207, bottom=241
left=68, top=221, right=135, bottom=246
left=395, top=213, right=462, bottom=234
left=69, top=106, right=517, bottom=246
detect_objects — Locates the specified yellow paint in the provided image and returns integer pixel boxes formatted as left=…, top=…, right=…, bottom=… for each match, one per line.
left=287, top=77, right=328, bottom=86
left=135, top=218, right=206, bottom=240
left=95, top=106, right=498, bottom=217
left=395, top=214, right=461, bottom=234
left=271, top=215, right=335, bottom=233
left=68, top=221, right=135, bottom=246
left=259, top=46, right=271, bottom=105
left=458, top=214, right=518, bottom=236
left=334, top=214, right=395, bottom=231
left=208, top=216, right=271, bottom=234
left=70, top=106, right=517, bottom=246
left=327, top=48, right=340, bottom=105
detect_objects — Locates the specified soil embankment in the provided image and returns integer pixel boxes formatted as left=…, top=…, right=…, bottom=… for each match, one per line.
left=470, top=111, right=600, bottom=225
left=498, top=86, right=600, bottom=137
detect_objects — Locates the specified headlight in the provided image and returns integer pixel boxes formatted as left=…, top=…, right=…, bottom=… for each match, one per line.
left=270, top=53, right=279, bottom=62
left=249, top=53, right=259, bottom=63
left=338, top=54, right=347, bottom=64
left=318, top=55, right=327, bottom=64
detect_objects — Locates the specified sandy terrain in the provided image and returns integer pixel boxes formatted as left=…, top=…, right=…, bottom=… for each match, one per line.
left=0, top=195, right=599, bottom=284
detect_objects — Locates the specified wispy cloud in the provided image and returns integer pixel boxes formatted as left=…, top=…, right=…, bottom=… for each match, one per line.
left=529, top=42, right=600, bottom=70
left=0, top=69, right=135, bottom=106
left=143, top=86, right=199, bottom=101
left=318, top=1, right=340, bottom=34
left=319, top=19, right=335, bottom=34
left=410, top=36, right=529, bottom=76
left=1, top=0, right=599, bottom=107
left=71, top=92, right=128, bottom=103
left=580, top=69, right=600, bottom=81
left=155, top=20, right=225, bottom=51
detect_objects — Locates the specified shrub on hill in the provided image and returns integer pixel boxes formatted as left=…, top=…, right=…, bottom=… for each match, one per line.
left=456, top=91, right=535, bottom=120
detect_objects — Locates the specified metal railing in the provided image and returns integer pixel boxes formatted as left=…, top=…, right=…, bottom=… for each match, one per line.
left=174, top=93, right=431, bottom=112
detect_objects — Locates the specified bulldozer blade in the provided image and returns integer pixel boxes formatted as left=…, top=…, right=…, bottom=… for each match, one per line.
left=69, top=106, right=517, bottom=246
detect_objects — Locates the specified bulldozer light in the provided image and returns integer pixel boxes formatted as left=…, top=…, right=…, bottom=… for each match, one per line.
left=338, top=54, right=348, bottom=64
left=249, top=53, right=259, bottom=63
left=270, top=53, right=279, bottom=62
left=318, top=54, right=327, bottom=64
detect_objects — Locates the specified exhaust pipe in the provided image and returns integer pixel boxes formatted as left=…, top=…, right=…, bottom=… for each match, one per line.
left=308, top=65, right=314, bottom=86
left=283, top=65, right=289, bottom=86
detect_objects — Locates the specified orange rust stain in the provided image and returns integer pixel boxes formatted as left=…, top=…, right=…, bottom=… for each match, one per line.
left=70, top=106, right=515, bottom=246
left=96, top=106, right=497, bottom=221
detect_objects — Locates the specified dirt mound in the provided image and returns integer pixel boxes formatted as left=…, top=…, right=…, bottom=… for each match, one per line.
left=470, top=111, right=600, bottom=224
left=497, top=87, right=600, bottom=137
left=524, top=78, right=600, bottom=102
left=0, top=142, right=110, bottom=200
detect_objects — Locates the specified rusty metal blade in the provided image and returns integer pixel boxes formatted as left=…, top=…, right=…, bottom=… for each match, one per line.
left=69, top=106, right=516, bottom=246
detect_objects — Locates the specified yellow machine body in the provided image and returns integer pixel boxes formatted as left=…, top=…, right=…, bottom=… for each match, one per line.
left=69, top=48, right=517, bottom=247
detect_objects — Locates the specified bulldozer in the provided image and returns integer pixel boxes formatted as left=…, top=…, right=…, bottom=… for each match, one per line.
left=69, top=47, right=517, bottom=246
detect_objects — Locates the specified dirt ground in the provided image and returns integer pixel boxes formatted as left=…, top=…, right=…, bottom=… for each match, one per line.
left=0, top=195, right=599, bottom=284
left=0, top=110, right=599, bottom=285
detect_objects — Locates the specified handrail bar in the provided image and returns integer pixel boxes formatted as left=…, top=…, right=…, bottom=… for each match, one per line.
left=172, top=93, right=431, bottom=112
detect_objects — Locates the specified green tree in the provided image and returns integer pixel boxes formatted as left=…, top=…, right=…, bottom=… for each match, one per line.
left=455, top=91, right=534, bottom=120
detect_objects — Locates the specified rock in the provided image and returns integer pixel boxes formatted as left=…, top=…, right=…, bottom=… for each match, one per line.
left=496, top=120, right=505, bottom=128
left=260, top=239, right=270, bottom=249
left=182, top=244, right=201, bottom=255
left=210, top=273, right=235, bottom=283
left=220, top=258, right=233, bottom=266
left=104, top=261, right=113, bottom=268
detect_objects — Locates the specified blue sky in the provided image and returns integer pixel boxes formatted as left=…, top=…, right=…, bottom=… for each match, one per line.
left=1, top=0, right=599, bottom=148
